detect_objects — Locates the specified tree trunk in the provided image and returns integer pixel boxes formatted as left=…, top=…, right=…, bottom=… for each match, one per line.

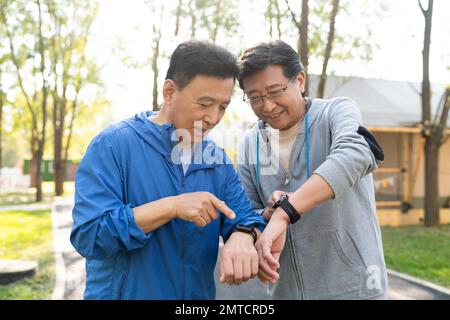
left=189, top=0, right=196, bottom=38
left=30, top=135, right=37, bottom=188
left=152, top=4, right=164, bottom=111
left=211, top=1, right=221, bottom=43
left=268, top=0, right=273, bottom=38
left=174, top=0, right=182, bottom=36
left=285, top=0, right=308, bottom=95
left=275, top=0, right=282, bottom=39
left=152, top=51, right=159, bottom=111
left=300, top=0, right=309, bottom=96
left=54, top=124, right=64, bottom=196
left=419, top=0, right=437, bottom=225
left=35, top=149, right=43, bottom=202
left=152, top=2, right=164, bottom=111
left=424, top=89, right=450, bottom=225
left=317, top=0, right=339, bottom=98
left=51, top=29, right=64, bottom=196
left=420, top=0, right=433, bottom=123
left=30, top=138, right=43, bottom=201
left=54, top=159, right=65, bottom=196
left=53, top=86, right=66, bottom=196
left=424, top=135, right=440, bottom=226
left=52, top=103, right=67, bottom=196
left=35, top=0, right=48, bottom=202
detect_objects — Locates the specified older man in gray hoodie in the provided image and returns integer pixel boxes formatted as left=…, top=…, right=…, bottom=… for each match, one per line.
left=236, top=40, right=388, bottom=300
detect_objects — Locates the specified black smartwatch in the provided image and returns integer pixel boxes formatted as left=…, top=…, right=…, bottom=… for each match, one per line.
left=272, top=194, right=301, bottom=224
left=233, top=224, right=258, bottom=244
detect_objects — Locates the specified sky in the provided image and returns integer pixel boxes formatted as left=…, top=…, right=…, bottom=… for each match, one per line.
left=87, top=0, right=450, bottom=122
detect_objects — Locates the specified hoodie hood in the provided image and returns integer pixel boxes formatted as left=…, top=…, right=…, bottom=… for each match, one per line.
left=122, top=110, right=175, bottom=158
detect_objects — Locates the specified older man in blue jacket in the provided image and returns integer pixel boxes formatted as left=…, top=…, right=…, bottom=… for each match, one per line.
left=70, top=41, right=266, bottom=300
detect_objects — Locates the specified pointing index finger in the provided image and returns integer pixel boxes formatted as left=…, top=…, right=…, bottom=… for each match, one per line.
left=209, top=194, right=236, bottom=219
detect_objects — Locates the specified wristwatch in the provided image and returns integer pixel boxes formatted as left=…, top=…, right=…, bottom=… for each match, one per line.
left=272, top=194, right=301, bottom=224
left=233, top=224, right=258, bottom=244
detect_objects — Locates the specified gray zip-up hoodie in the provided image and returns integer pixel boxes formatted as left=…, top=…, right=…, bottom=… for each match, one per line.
left=237, top=97, right=388, bottom=300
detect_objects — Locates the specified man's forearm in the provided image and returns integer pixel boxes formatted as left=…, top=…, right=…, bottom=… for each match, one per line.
left=133, top=196, right=177, bottom=234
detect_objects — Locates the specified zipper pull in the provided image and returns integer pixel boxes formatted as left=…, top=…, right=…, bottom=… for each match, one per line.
left=285, top=174, right=290, bottom=185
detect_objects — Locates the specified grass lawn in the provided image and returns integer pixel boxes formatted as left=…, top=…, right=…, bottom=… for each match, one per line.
left=381, top=225, right=450, bottom=289
left=0, top=209, right=55, bottom=299
left=0, top=181, right=74, bottom=206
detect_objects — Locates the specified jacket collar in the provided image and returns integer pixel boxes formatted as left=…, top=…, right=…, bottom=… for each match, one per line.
left=122, top=111, right=224, bottom=172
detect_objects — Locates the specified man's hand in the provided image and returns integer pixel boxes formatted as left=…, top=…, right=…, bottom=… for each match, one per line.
left=219, top=230, right=260, bottom=285
left=174, top=192, right=236, bottom=227
left=256, top=208, right=289, bottom=284
left=262, top=190, right=292, bottom=222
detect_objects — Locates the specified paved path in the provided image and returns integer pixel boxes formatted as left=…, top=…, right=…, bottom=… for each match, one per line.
left=0, top=203, right=52, bottom=212
left=50, top=199, right=85, bottom=300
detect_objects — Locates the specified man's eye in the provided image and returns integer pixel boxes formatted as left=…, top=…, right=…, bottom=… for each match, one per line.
left=220, top=105, right=228, bottom=111
left=249, top=96, right=260, bottom=101
left=269, top=90, right=283, bottom=97
left=198, top=103, right=211, bottom=108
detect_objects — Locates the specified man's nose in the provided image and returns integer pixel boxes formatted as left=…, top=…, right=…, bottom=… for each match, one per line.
left=204, top=107, right=221, bottom=127
left=262, top=97, right=277, bottom=114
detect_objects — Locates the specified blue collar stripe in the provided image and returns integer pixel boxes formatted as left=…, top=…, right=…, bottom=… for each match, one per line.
left=256, top=132, right=260, bottom=186
left=305, top=113, right=310, bottom=178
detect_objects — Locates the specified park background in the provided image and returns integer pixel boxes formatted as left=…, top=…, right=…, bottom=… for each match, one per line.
left=0, top=0, right=449, bottom=300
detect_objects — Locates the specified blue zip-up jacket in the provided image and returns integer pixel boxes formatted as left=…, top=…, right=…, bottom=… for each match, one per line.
left=70, top=111, right=266, bottom=300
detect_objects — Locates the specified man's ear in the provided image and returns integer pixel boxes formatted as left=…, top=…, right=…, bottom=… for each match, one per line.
left=296, top=71, right=306, bottom=95
left=162, top=79, right=177, bottom=105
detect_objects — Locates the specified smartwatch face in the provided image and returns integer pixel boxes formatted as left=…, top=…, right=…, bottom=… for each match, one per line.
left=272, top=194, right=288, bottom=209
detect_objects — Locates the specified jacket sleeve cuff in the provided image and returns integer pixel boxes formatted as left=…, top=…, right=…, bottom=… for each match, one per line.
left=255, top=208, right=265, bottom=215
left=243, top=216, right=266, bottom=235
left=222, top=216, right=266, bottom=242
left=124, top=204, right=153, bottom=246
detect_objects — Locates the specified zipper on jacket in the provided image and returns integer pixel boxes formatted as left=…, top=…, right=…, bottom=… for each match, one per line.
left=288, top=231, right=305, bottom=299
left=284, top=174, right=290, bottom=186
left=284, top=128, right=306, bottom=299
left=179, top=165, right=186, bottom=298
left=267, top=140, right=305, bottom=298
left=261, top=113, right=309, bottom=299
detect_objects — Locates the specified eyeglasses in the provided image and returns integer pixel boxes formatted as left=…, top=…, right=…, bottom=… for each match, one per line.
left=243, top=82, right=290, bottom=108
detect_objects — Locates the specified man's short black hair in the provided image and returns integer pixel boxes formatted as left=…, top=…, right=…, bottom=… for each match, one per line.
left=238, top=40, right=305, bottom=90
left=165, top=40, right=239, bottom=90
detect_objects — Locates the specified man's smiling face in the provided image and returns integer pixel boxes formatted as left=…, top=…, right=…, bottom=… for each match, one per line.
left=164, top=74, right=234, bottom=144
left=242, top=65, right=305, bottom=130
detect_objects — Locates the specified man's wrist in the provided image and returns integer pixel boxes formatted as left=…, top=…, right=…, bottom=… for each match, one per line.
left=164, top=196, right=178, bottom=220
left=230, top=230, right=255, bottom=243
left=272, top=208, right=290, bottom=226
left=272, top=194, right=301, bottom=224
left=231, top=224, right=258, bottom=244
